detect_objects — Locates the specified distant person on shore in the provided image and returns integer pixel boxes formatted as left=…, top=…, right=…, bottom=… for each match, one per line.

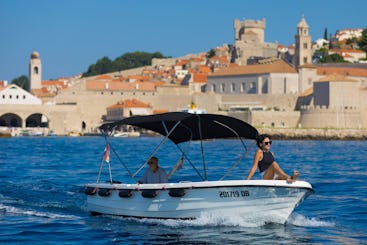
left=138, top=157, right=168, bottom=184
left=246, top=134, right=299, bottom=182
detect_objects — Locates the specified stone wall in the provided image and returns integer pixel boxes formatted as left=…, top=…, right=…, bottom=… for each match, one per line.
left=300, top=106, right=363, bottom=128
left=258, top=127, right=367, bottom=140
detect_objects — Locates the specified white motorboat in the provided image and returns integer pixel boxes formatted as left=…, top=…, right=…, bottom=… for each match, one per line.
left=85, top=112, right=313, bottom=224
left=112, top=131, right=129, bottom=137
left=113, top=131, right=140, bottom=137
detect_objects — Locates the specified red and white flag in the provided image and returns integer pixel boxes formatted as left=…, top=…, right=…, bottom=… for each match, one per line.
left=103, top=143, right=110, bottom=163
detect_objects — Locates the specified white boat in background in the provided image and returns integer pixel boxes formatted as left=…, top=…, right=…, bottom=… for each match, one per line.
left=85, top=112, right=313, bottom=224
left=112, top=131, right=140, bottom=137
left=112, top=131, right=129, bottom=137
left=68, top=131, right=81, bottom=137
left=181, top=102, right=207, bottom=114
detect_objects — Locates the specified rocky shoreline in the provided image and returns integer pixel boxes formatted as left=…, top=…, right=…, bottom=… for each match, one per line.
left=257, top=128, right=367, bottom=140
left=1, top=128, right=366, bottom=140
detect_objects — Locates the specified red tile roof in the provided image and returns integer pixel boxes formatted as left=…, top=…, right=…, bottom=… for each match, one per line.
left=192, top=72, right=207, bottom=83
left=85, top=80, right=155, bottom=91
left=197, top=65, right=211, bottom=74
left=107, top=99, right=151, bottom=109
left=317, top=66, right=367, bottom=77
left=317, top=73, right=357, bottom=82
left=152, top=109, right=169, bottom=114
left=209, top=59, right=297, bottom=77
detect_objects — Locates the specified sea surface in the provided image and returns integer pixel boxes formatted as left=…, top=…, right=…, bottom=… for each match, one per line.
left=0, top=136, right=366, bottom=244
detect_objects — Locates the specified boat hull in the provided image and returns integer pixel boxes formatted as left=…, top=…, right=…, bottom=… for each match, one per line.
left=86, top=180, right=313, bottom=224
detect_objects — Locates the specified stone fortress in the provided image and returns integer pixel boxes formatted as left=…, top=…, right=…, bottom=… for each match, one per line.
left=0, top=16, right=366, bottom=136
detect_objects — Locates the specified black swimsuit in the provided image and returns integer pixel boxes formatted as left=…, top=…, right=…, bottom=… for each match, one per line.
left=258, top=151, right=274, bottom=173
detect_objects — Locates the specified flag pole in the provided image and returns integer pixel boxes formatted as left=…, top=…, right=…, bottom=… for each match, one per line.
left=96, top=158, right=104, bottom=184
left=97, top=138, right=112, bottom=183
left=108, top=163, right=113, bottom=184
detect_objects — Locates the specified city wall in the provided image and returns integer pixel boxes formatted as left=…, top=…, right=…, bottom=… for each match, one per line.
left=300, top=106, right=364, bottom=129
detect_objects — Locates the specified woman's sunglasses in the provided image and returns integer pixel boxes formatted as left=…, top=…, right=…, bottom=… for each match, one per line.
left=263, top=141, right=272, bottom=145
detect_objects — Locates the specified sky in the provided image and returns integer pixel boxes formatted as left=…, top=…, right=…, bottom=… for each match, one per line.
left=0, top=0, right=366, bottom=82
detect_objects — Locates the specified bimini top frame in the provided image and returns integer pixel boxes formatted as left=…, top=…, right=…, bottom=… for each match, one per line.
left=99, top=112, right=259, bottom=181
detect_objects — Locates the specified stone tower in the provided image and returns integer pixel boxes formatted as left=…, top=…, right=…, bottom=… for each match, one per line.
left=233, top=18, right=277, bottom=65
left=294, top=16, right=312, bottom=68
left=29, top=51, right=42, bottom=91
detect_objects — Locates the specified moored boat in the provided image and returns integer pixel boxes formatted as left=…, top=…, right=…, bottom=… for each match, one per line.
left=85, top=112, right=313, bottom=224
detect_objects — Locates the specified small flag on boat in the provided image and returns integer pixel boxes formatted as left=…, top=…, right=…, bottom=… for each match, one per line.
left=103, top=143, right=110, bottom=163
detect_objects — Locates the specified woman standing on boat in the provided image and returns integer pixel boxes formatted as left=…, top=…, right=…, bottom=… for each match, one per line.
left=246, top=134, right=299, bottom=181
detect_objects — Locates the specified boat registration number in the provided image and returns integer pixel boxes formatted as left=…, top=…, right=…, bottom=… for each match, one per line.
left=219, top=190, right=249, bottom=198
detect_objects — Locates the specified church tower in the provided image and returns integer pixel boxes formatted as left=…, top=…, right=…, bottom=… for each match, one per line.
left=294, top=16, right=312, bottom=68
left=29, top=51, right=42, bottom=91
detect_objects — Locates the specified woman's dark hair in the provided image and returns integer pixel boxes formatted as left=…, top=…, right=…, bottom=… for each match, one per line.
left=256, top=134, right=271, bottom=149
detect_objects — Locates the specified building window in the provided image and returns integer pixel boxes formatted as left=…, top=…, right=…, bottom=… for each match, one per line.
left=2, top=95, right=4, bottom=99
left=9, top=95, right=12, bottom=99
left=221, top=83, right=225, bottom=93
left=241, top=82, right=246, bottom=92
left=34, top=66, right=39, bottom=74
left=16, top=95, right=19, bottom=99
left=248, top=82, right=256, bottom=94
left=231, top=83, right=236, bottom=92
left=303, top=57, right=308, bottom=63
left=262, top=79, right=268, bottom=94
left=284, top=78, right=287, bottom=94
left=303, top=43, right=307, bottom=49
left=212, top=84, right=216, bottom=92
left=23, top=95, right=26, bottom=99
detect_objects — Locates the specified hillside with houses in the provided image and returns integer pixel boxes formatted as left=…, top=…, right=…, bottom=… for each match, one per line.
left=0, top=17, right=366, bottom=138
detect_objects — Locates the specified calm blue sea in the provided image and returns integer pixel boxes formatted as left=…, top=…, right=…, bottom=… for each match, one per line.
left=0, top=136, right=366, bottom=244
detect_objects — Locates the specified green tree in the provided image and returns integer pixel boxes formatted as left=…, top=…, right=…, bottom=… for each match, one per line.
left=346, top=37, right=358, bottom=45
left=82, top=51, right=167, bottom=77
left=206, top=49, right=216, bottom=59
left=12, top=75, right=30, bottom=91
left=319, top=53, right=348, bottom=63
left=358, top=28, right=367, bottom=52
left=82, top=57, right=113, bottom=77
left=324, top=28, right=328, bottom=40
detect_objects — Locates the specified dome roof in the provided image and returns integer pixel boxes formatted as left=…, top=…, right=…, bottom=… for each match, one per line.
left=31, top=51, right=40, bottom=59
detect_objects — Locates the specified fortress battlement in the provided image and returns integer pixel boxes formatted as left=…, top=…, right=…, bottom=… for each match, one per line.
left=234, top=18, right=266, bottom=30
left=300, top=105, right=360, bottom=112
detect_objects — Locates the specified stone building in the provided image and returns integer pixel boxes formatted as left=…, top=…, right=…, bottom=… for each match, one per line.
left=233, top=18, right=278, bottom=65
left=0, top=84, right=43, bottom=128
left=106, top=99, right=152, bottom=121
left=206, top=59, right=299, bottom=96
left=293, top=17, right=313, bottom=68
left=29, top=51, right=42, bottom=91
left=300, top=74, right=365, bottom=128
left=206, top=59, right=300, bottom=128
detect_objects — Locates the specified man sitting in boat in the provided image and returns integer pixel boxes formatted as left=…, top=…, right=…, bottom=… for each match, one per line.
left=138, top=157, right=168, bottom=184
left=246, top=134, right=299, bottom=182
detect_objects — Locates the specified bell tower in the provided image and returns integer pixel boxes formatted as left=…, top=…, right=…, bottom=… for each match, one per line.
left=29, top=51, right=42, bottom=91
left=294, top=16, right=312, bottom=68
